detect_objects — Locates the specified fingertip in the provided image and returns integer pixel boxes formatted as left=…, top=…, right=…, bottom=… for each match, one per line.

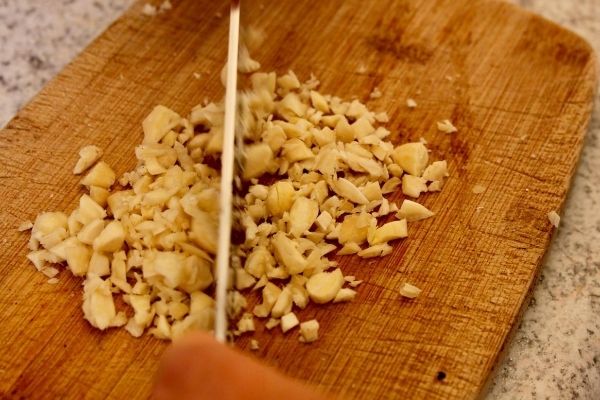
left=169, top=330, right=218, bottom=351
left=153, top=331, right=239, bottom=400
left=160, top=331, right=222, bottom=370
left=153, top=331, right=331, bottom=400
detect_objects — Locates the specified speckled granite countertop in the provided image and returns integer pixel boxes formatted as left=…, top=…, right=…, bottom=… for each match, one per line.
left=0, top=1, right=598, bottom=399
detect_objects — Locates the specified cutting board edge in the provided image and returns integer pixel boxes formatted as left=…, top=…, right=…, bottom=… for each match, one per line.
left=475, top=6, right=598, bottom=396
left=477, top=112, right=598, bottom=400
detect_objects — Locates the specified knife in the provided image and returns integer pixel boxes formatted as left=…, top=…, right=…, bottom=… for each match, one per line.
left=214, top=0, right=241, bottom=343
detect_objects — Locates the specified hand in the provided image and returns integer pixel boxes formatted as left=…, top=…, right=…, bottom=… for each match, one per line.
left=152, top=331, right=330, bottom=400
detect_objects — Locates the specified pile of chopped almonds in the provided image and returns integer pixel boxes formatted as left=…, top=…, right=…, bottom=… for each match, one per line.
left=23, top=68, right=448, bottom=343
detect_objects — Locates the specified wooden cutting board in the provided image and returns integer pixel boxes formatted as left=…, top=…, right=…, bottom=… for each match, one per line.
left=0, top=0, right=596, bottom=399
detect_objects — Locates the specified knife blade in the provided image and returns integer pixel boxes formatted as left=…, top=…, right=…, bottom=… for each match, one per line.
left=214, top=0, right=241, bottom=343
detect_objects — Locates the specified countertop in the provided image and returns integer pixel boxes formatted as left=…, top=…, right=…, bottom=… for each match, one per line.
left=0, top=1, right=598, bottom=399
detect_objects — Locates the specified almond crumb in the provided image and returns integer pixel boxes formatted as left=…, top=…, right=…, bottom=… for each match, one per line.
left=547, top=211, right=560, bottom=228
left=299, top=319, right=319, bottom=343
left=369, top=87, right=382, bottom=99
left=141, top=3, right=157, bottom=16
left=281, top=312, right=299, bottom=333
left=159, top=0, right=172, bottom=12
left=399, top=283, right=421, bottom=299
left=437, top=119, right=457, bottom=134
left=18, top=221, right=33, bottom=232
left=472, top=184, right=486, bottom=194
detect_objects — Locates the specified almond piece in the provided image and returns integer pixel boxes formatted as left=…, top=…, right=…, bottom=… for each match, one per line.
left=399, top=283, right=422, bottom=298
left=396, top=200, right=434, bottom=222
left=81, top=161, right=116, bottom=189
left=391, top=142, right=429, bottom=177
left=370, top=220, right=408, bottom=244
left=65, top=241, right=91, bottom=276
left=93, top=221, right=125, bottom=253
left=288, top=197, right=318, bottom=237
left=271, top=232, right=307, bottom=274
left=299, top=319, right=319, bottom=343
left=77, top=219, right=105, bottom=245
left=266, top=181, right=295, bottom=217
left=73, top=145, right=103, bottom=175
left=331, top=178, right=368, bottom=205
left=333, top=288, right=357, bottom=303
left=243, top=143, right=274, bottom=179
left=280, top=312, right=300, bottom=333
left=271, top=287, right=293, bottom=318
left=402, top=175, right=428, bottom=198
left=422, top=160, right=448, bottom=182
left=306, top=268, right=344, bottom=304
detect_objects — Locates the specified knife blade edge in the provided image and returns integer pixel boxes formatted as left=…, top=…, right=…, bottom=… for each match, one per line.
left=214, top=0, right=241, bottom=343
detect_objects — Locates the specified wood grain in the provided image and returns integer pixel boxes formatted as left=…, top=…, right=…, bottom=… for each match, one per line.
left=0, top=0, right=596, bottom=399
